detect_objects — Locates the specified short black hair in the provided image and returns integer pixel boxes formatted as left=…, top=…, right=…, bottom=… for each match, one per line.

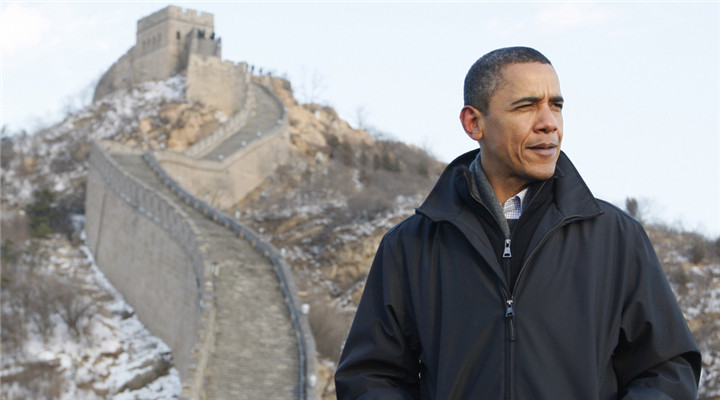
left=464, top=47, right=552, bottom=114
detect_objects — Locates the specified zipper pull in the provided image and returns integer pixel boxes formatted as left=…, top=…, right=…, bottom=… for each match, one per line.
left=505, top=299, right=516, bottom=342
left=503, top=239, right=512, bottom=258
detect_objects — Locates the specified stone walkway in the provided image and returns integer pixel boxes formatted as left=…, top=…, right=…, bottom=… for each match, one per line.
left=112, top=152, right=301, bottom=399
left=202, top=83, right=284, bottom=161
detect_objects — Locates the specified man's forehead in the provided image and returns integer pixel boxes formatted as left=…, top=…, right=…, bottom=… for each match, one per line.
left=497, top=63, right=561, bottom=95
left=499, top=62, right=558, bottom=80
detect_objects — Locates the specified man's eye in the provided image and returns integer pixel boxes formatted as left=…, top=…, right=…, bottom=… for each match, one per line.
left=553, top=103, right=564, bottom=110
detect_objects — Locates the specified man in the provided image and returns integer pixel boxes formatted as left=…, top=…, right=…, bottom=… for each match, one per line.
left=335, top=47, right=701, bottom=399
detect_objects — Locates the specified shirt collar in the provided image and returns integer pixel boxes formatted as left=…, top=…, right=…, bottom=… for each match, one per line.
left=503, top=187, right=529, bottom=220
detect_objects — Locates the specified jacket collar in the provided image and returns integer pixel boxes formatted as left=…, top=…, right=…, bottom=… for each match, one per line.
left=417, top=148, right=603, bottom=232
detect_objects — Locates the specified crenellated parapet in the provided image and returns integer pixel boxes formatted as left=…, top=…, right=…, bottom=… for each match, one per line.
left=185, top=56, right=250, bottom=116
left=183, top=87, right=256, bottom=158
left=155, top=82, right=289, bottom=209
left=86, top=136, right=317, bottom=399
left=143, top=150, right=317, bottom=399
left=88, top=142, right=206, bottom=269
left=137, top=6, right=213, bottom=34
left=85, top=141, right=217, bottom=399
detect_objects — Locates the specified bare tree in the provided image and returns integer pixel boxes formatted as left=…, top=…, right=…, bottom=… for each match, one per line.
left=355, top=106, right=369, bottom=131
left=56, top=278, right=94, bottom=337
left=298, top=66, right=328, bottom=104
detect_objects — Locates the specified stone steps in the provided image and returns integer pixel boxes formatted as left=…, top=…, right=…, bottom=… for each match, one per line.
left=111, top=152, right=301, bottom=399
left=202, top=83, right=284, bottom=161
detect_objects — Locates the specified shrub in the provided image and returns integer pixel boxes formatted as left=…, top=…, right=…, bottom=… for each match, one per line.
left=24, top=187, right=83, bottom=240
left=1, top=238, right=20, bottom=275
left=56, top=279, right=94, bottom=337
left=685, top=233, right=709, bottom=265
left=306, top=297, right=354, bottom=361
left=26, top=187, right=60, bottom=239
left=1, top=134, right=14, bottom=169
left=625, top=197, right=639, bottom=219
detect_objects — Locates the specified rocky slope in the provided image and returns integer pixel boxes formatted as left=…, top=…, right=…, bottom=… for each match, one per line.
left=1, top=234, right=181, bottom=399
left=1, top=76, right=226, bottom=399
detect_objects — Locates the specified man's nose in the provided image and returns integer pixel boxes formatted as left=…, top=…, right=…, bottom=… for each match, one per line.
left=535, top=105, right=559, bottom=133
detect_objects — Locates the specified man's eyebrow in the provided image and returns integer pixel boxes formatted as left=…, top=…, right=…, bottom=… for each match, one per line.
left=511, top=95, right=564, bottom=105
left=511, top=96, right=540, bottom=105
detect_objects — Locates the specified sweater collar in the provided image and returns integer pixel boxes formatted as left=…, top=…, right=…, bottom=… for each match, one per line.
left=468, top=151, right=511, bottom=237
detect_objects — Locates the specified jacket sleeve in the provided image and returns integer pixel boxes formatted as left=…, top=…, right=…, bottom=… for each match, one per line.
left=335, top=234, right=421, bottom=399
left=612, top=227, right=702, bottom=399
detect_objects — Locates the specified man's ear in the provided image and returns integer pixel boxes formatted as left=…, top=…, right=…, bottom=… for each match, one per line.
left=460, top=105, right=484, bottom=141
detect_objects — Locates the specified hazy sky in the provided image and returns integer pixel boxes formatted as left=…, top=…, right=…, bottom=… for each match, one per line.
left=1, top=1, right=718, bottom=237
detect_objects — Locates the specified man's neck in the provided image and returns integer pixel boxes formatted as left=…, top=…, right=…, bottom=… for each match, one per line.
left=483, top=170, right=529, bottom=205
left=479, top=157, right=531, bottom=204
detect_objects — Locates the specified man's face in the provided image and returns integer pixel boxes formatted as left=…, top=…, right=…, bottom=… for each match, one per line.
left=477, top=62, right=564, bottom=188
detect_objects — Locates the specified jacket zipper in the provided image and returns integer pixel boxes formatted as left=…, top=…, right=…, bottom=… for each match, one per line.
left=502, top=247, right=515, bottom=400
left=501, top=216, right=586, bottom=339
left=505, top=298, right=516, bottom=342
left=500, top=215, right=589, bottom=400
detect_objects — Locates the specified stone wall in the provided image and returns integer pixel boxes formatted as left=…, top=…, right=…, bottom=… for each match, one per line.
left=137, top=6, right=213, bottom=35
left=85, top=137, right=317, bottom=398
left=186, top=56, right=249, bottom=116
left=183, top=90, right=256, bottom=158
left=93, top=49, right=135, bottom=100
left=85, top=141, right=215, bottom=397
left=154, top=115, right=290, bottom=209
left=142, top=151, right=318, bottom=400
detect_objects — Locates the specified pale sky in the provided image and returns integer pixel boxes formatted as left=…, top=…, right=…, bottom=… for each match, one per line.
left=1, top=1, right=719, bottom=237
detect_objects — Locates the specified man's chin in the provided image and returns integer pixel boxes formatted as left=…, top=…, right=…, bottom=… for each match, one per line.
left=529, top=166, right=557, bottom=181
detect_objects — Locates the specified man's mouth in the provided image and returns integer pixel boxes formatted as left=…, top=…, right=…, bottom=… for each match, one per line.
left=528, top=143, right=558, bottom=156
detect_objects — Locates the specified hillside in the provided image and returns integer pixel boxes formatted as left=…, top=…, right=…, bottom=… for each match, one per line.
left=0, top=77, right=217, bottom=399
left=2, top=74, right=719, bottom=399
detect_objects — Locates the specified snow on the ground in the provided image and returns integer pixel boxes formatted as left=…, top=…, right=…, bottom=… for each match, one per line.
left=1, top=76, right=187, bottom=208
left=0, top=234, right=181, bottom=399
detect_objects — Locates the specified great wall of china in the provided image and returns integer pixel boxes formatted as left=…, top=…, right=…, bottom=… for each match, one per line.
left=84, top=6, right=318, bottom=399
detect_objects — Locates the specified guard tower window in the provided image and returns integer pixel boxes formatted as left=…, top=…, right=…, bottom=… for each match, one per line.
left=176, top=31, right=181, bottom=40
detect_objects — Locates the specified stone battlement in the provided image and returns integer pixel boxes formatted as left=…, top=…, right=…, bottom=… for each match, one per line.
left=187, top=56, right=248, bottom=75
left=137, top=5, right=213, bottom=34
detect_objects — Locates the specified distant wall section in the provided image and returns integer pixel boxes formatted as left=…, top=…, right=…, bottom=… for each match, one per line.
left=186, top=56, right=250, bottom=116
left=93, top=5, right=248, bottom=115
left=154, top=117, right=290, bottom=209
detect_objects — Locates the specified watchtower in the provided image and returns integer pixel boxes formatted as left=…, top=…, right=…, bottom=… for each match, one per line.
left=93, top=5, right=225, bottom=101
left=134, top=6, right=220, bottom=81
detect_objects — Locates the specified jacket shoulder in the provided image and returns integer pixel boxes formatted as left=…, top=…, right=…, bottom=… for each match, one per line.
left=384, top=213, right=438, bottom=243
left=593, top=199, right=646, bottom=232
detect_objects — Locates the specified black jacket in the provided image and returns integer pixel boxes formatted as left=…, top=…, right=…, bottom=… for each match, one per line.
left=336, top=150, right=701, bottom=399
